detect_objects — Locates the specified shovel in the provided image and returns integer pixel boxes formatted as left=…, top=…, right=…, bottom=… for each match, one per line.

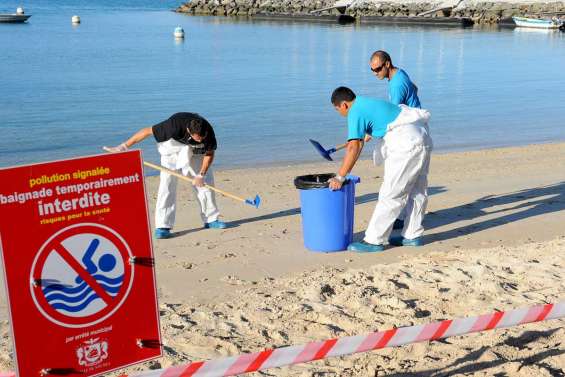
left=103, top=145, right=261, bottom=208
left=309, top=139, right=347, bottom=161
left=142, top=161, right=261, bottom=208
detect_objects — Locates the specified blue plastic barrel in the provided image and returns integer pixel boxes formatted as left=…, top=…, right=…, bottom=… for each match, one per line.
left=294, top=173, right=360, bottom=252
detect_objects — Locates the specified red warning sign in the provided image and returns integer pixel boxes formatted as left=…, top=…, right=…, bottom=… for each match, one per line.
left=0, top=151, right=161, bottom=377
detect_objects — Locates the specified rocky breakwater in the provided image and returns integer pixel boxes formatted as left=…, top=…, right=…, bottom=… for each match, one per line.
left=176, top=0, right=565, bottom=25
left=176, top=0, right=340, bottom=17
left=453, top=1, right=565, bottom=24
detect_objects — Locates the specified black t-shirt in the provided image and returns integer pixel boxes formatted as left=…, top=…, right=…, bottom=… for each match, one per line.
left=152, top=113, right=217, bottom=155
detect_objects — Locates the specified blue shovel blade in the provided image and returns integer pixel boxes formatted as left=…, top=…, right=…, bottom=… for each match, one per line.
left=309, top=139, right=333, bottom=161
left=245, top=194, right=261, bottom=208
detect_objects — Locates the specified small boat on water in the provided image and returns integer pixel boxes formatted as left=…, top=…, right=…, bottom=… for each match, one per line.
left=0, top=6, right=31, bottom=23
left=0, top=13, right=31, bottom=22
left=512, top=16, right=563, bottom=29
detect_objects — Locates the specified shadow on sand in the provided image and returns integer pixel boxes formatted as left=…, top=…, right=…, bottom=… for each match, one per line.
left=351, top=182, right=565, bottom=244
left=231, top=186, right=447, bottom=228
left=383, top=328, right=563, bottom=376
left=176, top=182, right=564, bottom=242
left=423, top=181, right=565, bottom=244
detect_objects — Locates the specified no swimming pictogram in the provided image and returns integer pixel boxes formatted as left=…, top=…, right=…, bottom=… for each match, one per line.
left=30, top=223, right=134, bottom=328
left=1, top=152, right=161, bottom=376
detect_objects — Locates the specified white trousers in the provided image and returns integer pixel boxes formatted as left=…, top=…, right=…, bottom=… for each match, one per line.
left=154, top=140, right=220, bottom=229
left=365, top=106, right=433, bottom=245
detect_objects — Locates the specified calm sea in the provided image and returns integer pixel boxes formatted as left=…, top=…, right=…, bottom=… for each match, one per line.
left=1, top=0, right=564, bottom=169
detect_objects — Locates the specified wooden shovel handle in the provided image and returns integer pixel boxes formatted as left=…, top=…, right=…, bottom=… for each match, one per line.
left=335, top=143, right=348, bottom=152
left=142, top=161, right=246, bottom=203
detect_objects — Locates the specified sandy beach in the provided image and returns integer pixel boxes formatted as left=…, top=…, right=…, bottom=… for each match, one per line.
left=1, top=142, right=564, bottom=375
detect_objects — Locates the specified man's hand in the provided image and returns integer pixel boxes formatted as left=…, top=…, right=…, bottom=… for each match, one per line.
left=103, top=143, right=128, bottom=153
left=193, top=174, right=205, bottom=187
left=364, top=134, right=372, bottom=143
left=328, top=175, right=345, bottom=191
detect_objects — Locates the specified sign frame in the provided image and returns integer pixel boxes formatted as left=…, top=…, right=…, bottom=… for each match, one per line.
left=0, top=150, right=162, bottom=377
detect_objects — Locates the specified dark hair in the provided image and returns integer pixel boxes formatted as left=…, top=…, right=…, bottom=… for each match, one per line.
left=370, top=50, right=392, bottom=65
left=187, top=119, right=207, bottom=137
left=331, top=86, right=356, bottom=106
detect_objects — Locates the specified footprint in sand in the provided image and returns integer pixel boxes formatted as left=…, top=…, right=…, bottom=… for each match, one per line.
left=220, top=252, right=237, bottom=259
left=388, top=278, right=409, bottom=290
left=220, top=275, right=247, bottom=285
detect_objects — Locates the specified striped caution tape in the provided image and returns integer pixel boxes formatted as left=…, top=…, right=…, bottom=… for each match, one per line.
left=128, top=301, right=564, bottom=377
left=1, top=301, right=563, bottom=376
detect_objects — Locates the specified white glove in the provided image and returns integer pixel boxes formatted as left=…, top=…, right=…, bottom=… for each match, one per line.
left=372, top=139, right=385, bottom=166
left=103, top=143, right=128, bottom=153
left=193, top=174, right=205, bottom=187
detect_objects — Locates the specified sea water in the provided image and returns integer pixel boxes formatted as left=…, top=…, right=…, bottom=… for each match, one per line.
left=1, top=0, right=564, bottom=169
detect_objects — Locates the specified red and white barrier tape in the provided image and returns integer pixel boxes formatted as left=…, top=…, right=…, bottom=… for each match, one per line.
left=129, top=301, right=564, bottom=377
left=1, top=301, right=563, bottom=377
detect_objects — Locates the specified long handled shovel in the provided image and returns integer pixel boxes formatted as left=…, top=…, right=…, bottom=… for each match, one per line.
left=103, top=147, right=261, bottom=208
left=142, top=161, right=261, bottom=208
left=309, top=139, right=347, bottom=161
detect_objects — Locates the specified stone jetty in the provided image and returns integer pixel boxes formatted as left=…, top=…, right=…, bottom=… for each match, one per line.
left=176, top=0, right=565, bottom=25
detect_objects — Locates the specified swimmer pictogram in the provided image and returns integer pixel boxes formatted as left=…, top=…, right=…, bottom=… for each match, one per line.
left=30, top=223, right=134, bottom=328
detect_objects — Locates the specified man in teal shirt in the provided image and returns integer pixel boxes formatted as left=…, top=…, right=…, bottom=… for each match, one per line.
left=370, top=50, right=421, bottom=230
left=329, top=87, right=432, bottom=252
left=370, top=50, right=421, bottom=108
left=347, top=95, right=401, bottom=141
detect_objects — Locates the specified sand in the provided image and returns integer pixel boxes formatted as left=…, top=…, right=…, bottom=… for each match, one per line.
left=1, top=142, right=564, bottom=375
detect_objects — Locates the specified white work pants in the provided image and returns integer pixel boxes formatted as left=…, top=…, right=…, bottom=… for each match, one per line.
left=365, top=106, right=433, bottom=245
left=155, top=140, right=220, bottom=229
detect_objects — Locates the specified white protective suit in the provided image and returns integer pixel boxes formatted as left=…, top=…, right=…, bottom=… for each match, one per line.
left=365, top=105, right=433, bottom=245
left=155, top=139, right=220, bottom=229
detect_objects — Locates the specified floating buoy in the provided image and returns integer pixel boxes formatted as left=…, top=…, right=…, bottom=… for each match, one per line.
left=71, top=15, right=80, bottom=24
left=16, top=7, right=24, bottom=15
left=174, top=26, right=185, bottom=39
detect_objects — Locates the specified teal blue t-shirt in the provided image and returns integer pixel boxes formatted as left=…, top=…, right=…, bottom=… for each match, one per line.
left=389, top=69, right=421, bottom=108
left=347, top=96, right=401, bottom=140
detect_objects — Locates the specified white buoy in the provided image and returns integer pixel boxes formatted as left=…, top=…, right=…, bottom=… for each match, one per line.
left=174, top=26, right=185, bottom=39
left=71, top=15, right=81, bottom=24
left=16, top=7, right=24, bottom=15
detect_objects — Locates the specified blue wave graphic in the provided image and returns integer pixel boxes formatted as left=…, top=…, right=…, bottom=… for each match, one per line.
left=43, top=274, right=124, bottom=295
left=42, top=274, right=124, bottom=313
left=74, top=273, right=125, bottom=285
left=50, top=292, right=101, bottom=312
left=45, top=284, right=122, bottom=303
left=43, top=281, right=86, bottom=295
left=90, top=273, right=124, bottom=285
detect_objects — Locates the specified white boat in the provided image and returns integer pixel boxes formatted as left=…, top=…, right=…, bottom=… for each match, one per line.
left=0, top=6, right=31, bottom=23
left=512, top=16, right=562, bottom=29
left=0, top=14, right=30, bottom=22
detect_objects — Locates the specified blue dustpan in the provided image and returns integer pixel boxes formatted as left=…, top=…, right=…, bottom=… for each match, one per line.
left=309, top=139, right=337, bottom=161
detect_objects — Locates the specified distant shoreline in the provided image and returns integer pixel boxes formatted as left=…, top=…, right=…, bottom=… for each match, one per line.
left=202, top=140, right=565, bottom=172
left=176, top=0, right=565, bottom=25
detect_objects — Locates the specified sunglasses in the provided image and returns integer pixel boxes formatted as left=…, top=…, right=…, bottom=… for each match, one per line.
left=371, top=63, right=386, bottom=73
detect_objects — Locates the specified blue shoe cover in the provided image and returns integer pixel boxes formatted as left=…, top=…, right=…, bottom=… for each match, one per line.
left=204, top=220, right=227, bottom=229
left=154, top=228, right=172, bottom=239
left=347, top=241, right=385, bottom=253
left=389, top=236, right=423, bottom=247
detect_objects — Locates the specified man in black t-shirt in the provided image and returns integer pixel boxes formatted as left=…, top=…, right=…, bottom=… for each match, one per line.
left=152, top=113, right=218, bottom=156
left=104, top=113, right=227, bottom=239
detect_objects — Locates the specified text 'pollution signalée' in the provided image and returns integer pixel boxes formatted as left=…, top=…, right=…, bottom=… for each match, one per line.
left=0, top=151, right=161, bottom=376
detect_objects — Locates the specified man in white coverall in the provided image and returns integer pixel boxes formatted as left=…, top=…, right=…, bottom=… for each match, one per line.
left=328, top=87, right=432, bottom=252
left=369, top=50, right=422, bottom=231
left=104, top=112, right=226, bottom=239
